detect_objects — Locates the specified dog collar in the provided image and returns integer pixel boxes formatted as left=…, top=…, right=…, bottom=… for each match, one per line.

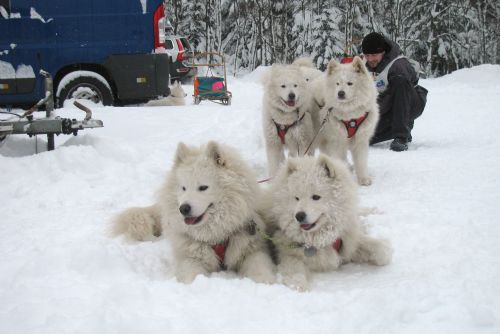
left=273, top=111, right=306, bottom=144
left=291, top=238, right=343, bottom=257
left=342, top=112, right=369, bottom=138
left=211, top=220, right=257, bottom=270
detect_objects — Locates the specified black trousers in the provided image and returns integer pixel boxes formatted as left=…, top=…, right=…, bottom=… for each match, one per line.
left=373, top=76, right=425, bottom=142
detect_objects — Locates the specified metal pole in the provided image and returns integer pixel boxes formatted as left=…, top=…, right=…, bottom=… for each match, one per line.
left=40, top=70, right=55, bottom=151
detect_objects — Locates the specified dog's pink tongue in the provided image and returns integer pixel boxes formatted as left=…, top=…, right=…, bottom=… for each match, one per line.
left=184, top=217, right=197, bottom=225
left=286, top=100, right=296, bottom=107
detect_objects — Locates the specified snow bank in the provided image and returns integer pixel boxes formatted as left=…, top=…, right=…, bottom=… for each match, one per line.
left=433, top=64, right=500, bottom=86
left=239, top=65, right=269, bottom=83
left=1, top=65, right=499, bottom=334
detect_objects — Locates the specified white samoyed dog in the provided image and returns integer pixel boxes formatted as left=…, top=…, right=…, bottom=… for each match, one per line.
left=261, top=64, right=316, bottom=176
left=292, top=57, right=323, bottom=83
left=267, top=154, right=392, bottom=291
left=314, top=56, right=379, bottom=185
left=146, top=80, right=187, bottom=106
left=292, top=57, right=324, bottom=131
left=113, top=141, right=276, bottom=284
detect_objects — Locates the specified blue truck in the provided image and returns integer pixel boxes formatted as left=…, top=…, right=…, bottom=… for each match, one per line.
left=0, top=0, right=170, bottom=108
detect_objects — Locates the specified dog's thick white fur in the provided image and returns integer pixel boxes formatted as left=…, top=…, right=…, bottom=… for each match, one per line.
left=292, top=57, right=323, bottom=83
left=261, top=64, right=315, bottom=176
left=314, top=56, right=379, bottom=185
left=113, top=141, right=275, bottom=284
left=292, top=57, right=324, bottom=131
left=267, top=154, right=392, bottom=291
left=146, top=81, right=187, bottom=106
left=112, top=204, right=162, bottom=241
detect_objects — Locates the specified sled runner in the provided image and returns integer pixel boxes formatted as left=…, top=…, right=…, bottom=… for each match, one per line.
left=188, top=52, right=232, bottom=105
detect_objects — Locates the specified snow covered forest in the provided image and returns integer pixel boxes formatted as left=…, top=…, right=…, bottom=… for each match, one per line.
left=165, top=0, right=500, bottom=77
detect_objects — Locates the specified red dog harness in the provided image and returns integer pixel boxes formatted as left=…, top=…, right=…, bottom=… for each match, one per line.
left=212, top=240, right=229, bottom=270
left=342, top=112, right=369, bottom=138
left=273, top=112, right=306, bottom=144
left=332, top=238, right=343, bottom=252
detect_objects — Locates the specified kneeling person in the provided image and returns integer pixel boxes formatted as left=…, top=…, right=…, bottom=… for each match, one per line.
left=362, top=32, right=427, bottom=151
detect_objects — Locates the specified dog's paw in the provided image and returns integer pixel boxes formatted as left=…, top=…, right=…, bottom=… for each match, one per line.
left=371, top=240, right=393, bottom=266
left=358, top=176, right=372, bottom=186
left=175, top=264, right=208, bottom=284
left=175, top=271, right=202, bottom=284
left=358, top=206, right=384, bottom=217
left=249, top=271, right=276, bottom=285
left=283, top=273, right=309, bottom=292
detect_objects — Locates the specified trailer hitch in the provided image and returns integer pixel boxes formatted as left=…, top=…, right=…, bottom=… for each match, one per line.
left=0, top=70, right=104, bottom=151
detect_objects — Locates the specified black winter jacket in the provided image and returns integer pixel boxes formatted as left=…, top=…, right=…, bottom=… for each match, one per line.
left=368, top=39, right=419, bottom=87
left=367, top=39, right=422, bottom=116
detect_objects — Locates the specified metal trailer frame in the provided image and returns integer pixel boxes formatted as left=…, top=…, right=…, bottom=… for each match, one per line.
left=0, top=70, right=104, bottom=152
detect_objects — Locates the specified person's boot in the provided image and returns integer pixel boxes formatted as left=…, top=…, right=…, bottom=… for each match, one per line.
left=390, top=137, right=408, bottom=151
left=370, top=133, right=392, bottom=145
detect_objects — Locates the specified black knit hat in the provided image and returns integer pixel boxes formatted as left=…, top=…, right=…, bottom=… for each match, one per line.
left=362, top=32, right=388, bottom=54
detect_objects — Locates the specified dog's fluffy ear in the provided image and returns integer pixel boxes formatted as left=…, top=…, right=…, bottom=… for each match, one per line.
left=317, top=154, right=336, bottom=179
left=260, top=67, right=272, bottom=85
left=292, top=57, right=314, bottom=68
left=174, top=142, right=191, bottom=166
left=206, top=141, right=226, bottom=167
left=271, top=63, right=289, bottom=74
left=327, top=59, right=340, bottom=76
left=352, top=56, right=367, bottom=74
left=261, top=64, right=285, bottom=85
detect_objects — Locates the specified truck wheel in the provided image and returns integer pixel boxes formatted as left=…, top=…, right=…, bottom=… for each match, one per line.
left=57, top=74, right=114, bottom=108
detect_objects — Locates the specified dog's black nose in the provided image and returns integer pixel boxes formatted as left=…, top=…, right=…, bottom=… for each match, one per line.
left=295, top=211, right=306, bottom=223
left=288, top=92, right=296, bottom=100
left=179, top=203, right=191, bottom=216
left=338, top=91, right=345, bottom=99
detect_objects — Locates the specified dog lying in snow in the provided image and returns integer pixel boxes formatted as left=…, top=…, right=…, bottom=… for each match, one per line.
left=146, top=81, right=187, bottom=106
left=113, top=141, right=276, bottom=284
left=266, top=154, right=392, bottom=291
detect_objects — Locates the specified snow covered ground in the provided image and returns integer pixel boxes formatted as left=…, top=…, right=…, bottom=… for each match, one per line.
left=1, top=65, right=499, bottom=334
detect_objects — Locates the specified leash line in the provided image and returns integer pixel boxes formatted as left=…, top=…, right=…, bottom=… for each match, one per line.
left=255, top=225, right=303, bottom=250
left=303, top=107, right=332, bottom=156
left=260, top=108, right=332, bottom=183
left=258, top=177, right=272, bottom=183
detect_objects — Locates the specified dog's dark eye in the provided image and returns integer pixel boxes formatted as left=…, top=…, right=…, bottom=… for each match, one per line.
left=198, top=185, right=209, bottom=191
left=182, top=186, right=186, bottom=191
left=312, top=194, right=321, bottom=200
left=294, top=84, right=298, bottom=88
left=336, top=82, right=340, bottom=86
left=295, top=197, right=299, bottom=201
left=347, top=82, right=353, bottom=86
left=281, top=84, right=286, bottom=88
